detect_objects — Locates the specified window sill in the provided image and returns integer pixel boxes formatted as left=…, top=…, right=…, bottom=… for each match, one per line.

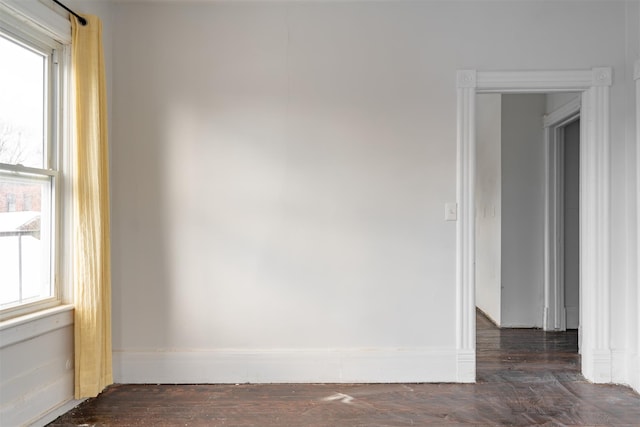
left=0, top=304, right=74, bottom=349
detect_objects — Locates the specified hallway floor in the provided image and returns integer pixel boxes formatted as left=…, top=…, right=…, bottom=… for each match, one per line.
left=48, top=311, right=640, bottom=426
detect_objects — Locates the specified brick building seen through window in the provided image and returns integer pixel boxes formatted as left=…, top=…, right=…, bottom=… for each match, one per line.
left=0, top=183, right=41, bottom=213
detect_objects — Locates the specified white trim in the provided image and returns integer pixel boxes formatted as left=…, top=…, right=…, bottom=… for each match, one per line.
left=611, top=349, right=628, bottom=384
left=27, top=398, right=85, bottom=427
left=456, top=349, right=475, bottom=383
left=543, top=124, right=566, bottom=331
left=114, top=348, right=463, bottom=384
left=583, top=350, right=613, bottom=383
left=543, top=97, right=581, bottom=128
left=2, top=371, right=74, bottom=427
left=0, top=0, right=71, bottom=44
left=60, top=42, right=74, bottom=305
left=579, top=85, right=612, bottom=383
left=542, top=97, right=581, bottom=332
left=0, top=304, right=73, bottom=349
left=456, top=68, right=612, bottom=384
left=0, top=163, right=59, bottom=177
left=456, top=72, right=476, bottom=383
left=476, top=70, right=594, bottom=93
left=0, top=1, right=72, bottom=321
left=629, top=352, right=640, bottom=393
left=636, top=58, right=640, bottom=393
left=457, top=70, right=477, bottom=88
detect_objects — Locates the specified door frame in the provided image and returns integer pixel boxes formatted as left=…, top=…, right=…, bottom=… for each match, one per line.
left=543, top=97, right=581, bottom=332
left=455, top=68, right=612, bottom=384
left=634, top=59, right=640, bottom=391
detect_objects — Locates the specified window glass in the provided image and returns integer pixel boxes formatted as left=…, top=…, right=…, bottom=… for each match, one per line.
left=0, top=176, right=52, bottom=307
left=0, top=35, right=46, bottom=169
left=0, top=28, right=60, bottom=316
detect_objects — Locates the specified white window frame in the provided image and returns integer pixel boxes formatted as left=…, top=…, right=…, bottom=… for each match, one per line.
left=0, top=2, right=72, bottom=321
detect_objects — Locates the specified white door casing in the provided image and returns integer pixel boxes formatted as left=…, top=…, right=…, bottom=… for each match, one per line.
left=456, top=68, right=612, bottom=383
left=543, top=97, right=581, bottom=332
left=635, top=59, right=640, bottom=389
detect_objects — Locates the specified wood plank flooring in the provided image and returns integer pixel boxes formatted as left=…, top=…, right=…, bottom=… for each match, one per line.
left=48, top=311, right=640, bottom=426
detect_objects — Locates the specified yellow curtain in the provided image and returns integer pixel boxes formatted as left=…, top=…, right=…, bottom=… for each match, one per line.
left=71, top=14, right=113, bottom=399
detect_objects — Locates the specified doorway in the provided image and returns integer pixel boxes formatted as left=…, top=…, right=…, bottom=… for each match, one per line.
left=455, top=68, right=612, bottom=384
left=474, top=93, right=580, bottom=333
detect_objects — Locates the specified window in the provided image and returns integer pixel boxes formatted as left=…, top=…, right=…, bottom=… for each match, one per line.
left=0, top=22, right=64, bottom=319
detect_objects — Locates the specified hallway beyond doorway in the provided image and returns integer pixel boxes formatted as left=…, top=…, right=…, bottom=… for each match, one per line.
left=476, top=308, right=579, bottom=380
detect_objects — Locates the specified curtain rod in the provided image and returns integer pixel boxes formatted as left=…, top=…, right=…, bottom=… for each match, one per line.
left=52, top=0, right=87, bottom=26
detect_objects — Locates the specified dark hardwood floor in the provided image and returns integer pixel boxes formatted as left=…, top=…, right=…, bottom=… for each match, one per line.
left=49, top=311, right=640, bottom=426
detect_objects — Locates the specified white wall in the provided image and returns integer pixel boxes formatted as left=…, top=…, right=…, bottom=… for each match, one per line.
left=475, top=94, right=501, bottom=325
left=106, top=0, right=636, bottom=384
left=111, top=0, right=461, bottom=383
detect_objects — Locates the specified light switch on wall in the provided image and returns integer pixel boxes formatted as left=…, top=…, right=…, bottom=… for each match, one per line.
left=445, top=203, right=457, bottom=221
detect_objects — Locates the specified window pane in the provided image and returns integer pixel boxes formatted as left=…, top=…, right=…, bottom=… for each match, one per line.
left=0, top=176, right=52, bottom=308
left=0, top=34, right=46, bottom=169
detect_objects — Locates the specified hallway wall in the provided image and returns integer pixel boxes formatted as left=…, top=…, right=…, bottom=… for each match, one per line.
left=500, top=95, right=546, bottom=327
left=475, top=94, right=501, bottom=325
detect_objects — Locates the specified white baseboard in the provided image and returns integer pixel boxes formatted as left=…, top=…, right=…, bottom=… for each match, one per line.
left=113, top=347, right=464, bottom=384
left=582, top=349, right=612, bottom=383
left=28, top=398, right=85, bottom=427
left=611, top=349, right=627, bottom=384
left=456, top=349, right=475, bottom=382
left=628, top=353, right=640, bottom=393
left=1, top=372, right=74, bottom=427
